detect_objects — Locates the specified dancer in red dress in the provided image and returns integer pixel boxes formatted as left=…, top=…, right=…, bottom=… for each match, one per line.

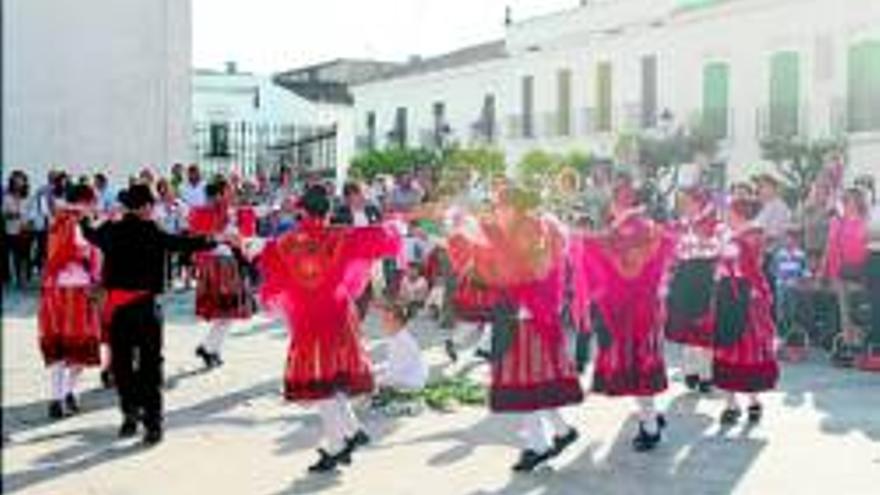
left=572, top=176, right=675, bottom=451
left=448, top=183, right=582, bottom=472
left=714, top=199, right=780, bottom=425
left=666, top=187, right=724, bottom=393
left=188, top=177, right=254, bottom=368
left=38, top=185, right=102, bottom=419
left=259, top=185, right=402, bottom=474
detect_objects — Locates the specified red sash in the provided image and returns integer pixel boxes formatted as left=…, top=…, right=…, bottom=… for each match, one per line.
left=102, top=289, right=151, bottom=326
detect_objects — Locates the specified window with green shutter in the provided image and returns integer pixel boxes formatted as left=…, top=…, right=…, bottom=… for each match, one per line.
left=702, top=62, right=730, bottom=138
left=596, top=62, right=613, bottom=132
left=769, top=51, right=800, bottom=137
left=848, top=40, right=880, bottom=132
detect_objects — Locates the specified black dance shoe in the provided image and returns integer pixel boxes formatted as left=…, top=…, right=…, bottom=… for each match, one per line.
left=511, top=449, right=552, bottom=472
left=347, top=430, right=371, bottom=450
left=64, top=394, right=81, bottom=415
left=684, top=374, right=700, bottom=391
left=209, top=353, right=224, bottom=368
left=195, top=346, right=212, bottom=368
left=48, top=400, right=64, bottom=420
left=444, top=339, right=459, bottom=363
left=119, top=417, right=139, bottom=438
left=143, top=427, right=163, bottom=447
left=747, top=404, right=763, bottom=424
left=550, top=428, right=579, bottom=457
left=698, top=380, right=713, bottom=394
left=632, top=415, right=666, bottom=452
left=100, top=370, right=114, bottom=389
left=308, top=449, right=342, bottom=474
left=720, top=407, right=742, bottom=425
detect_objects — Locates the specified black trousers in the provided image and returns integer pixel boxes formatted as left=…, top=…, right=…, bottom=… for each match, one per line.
left=109, top=297, right=164, bottom=430
left=868, top=252, right=880, bottom=348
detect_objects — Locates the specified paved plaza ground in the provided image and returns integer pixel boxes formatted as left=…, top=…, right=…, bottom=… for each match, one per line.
left=3, top=289, right=880, bottom=495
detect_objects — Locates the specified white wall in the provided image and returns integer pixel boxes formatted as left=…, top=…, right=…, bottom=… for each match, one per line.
left=2, top=0, right=192, bottom=183
left=352, top=0, right=880, bottom=182
left=353, top=58, right=508, bottom=149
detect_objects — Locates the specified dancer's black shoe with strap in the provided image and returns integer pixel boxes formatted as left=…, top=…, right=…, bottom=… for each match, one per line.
left=550, top=428, right=579, bottom=457
left=511, top=449, right=552, bottom=472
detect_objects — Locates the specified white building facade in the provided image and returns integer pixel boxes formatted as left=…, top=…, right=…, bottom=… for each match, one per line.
left=193, top=65, right=335, bottom=177
left=192, top=63, right=359, bottom=186
left=2, top=0, right=192, bottom=182
left=352, top=0, right=880, bottom=180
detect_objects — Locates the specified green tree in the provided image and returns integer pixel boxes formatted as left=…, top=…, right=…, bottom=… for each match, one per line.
left=760, top=136, right=847, bottom=206
left=350, top=147, right=440, bottom=181
left=517, top=149, right=563, bottom=192
left=446, top=146, right=506, bottom=180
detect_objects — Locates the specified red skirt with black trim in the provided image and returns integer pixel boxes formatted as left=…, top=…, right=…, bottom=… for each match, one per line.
left=713, top=290, right=779, bottom=393
left=38, top=286, right=102, bottom=366
left=195, top=256, right=254, bottom=321
left=592, top=303, right=669, bottom=397
left=490, top=320, right=583, bottom=412
left=283, top=307, right=374, bottom=401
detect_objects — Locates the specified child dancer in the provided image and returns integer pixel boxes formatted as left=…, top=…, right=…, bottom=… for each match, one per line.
left=190, top=177, right=253, bottom=368
left=714, top=199, right=780, bottom=424
left=38, top=185, right=102, bottom=418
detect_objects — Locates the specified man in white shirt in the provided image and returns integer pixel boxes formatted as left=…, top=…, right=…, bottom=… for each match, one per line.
left=179, top=165, right=207, bottom=208
left=754, top=174, right=792, bottom=250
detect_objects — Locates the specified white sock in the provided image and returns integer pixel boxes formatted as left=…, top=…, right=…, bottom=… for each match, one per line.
left=335, top=393, right=360, bottom=438
left=100, top=344, right=112, bottom=371
left=49, top=363, right=65, bottom=401
left=542, top=409, right=572, bottom=437
left=748, top=394, right=760, bottom=407
left=317, top=399, right=346, bottom=455
left=64, top=366, right=83, bottom=398
left=519, top=413, right=551, bottom=453
left=636, top=396, right=659, bottom=434
left=476, top=324, right=492, bottom=353
left=726, top=392, right=739, bottom=409
left=203, top=320, right=230, bottom=355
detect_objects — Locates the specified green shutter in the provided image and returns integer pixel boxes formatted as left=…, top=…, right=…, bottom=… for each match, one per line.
left=769, top=51, right=800, bottom=137
left=703, top=62, right=729, bottom=138
left=848, top=40, right=880, bottom=132
left=597, top=62, right=613, bottom=132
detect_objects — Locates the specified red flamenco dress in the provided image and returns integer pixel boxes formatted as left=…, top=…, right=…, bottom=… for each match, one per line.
left=38, top=209, right=103, bottom=367
left=448, top=215, right=584, bottom=412
left=189, top=204, right=254, bottom=320
left=665, top=208, right=723, bottom=348
left=573, top=212, right=675, bottom=397
left=713, top=227, right=780, bottom=393
left=259, top=218, right=402, bottom=401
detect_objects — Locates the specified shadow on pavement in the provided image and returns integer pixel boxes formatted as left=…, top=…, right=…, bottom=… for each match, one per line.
left=466, top=393, right=765, bottom=495
left=779, top=359, right=880, bottom=441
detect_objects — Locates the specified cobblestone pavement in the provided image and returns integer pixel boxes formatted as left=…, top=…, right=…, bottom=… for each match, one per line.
left=3, top=289, right=880, bottom=495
